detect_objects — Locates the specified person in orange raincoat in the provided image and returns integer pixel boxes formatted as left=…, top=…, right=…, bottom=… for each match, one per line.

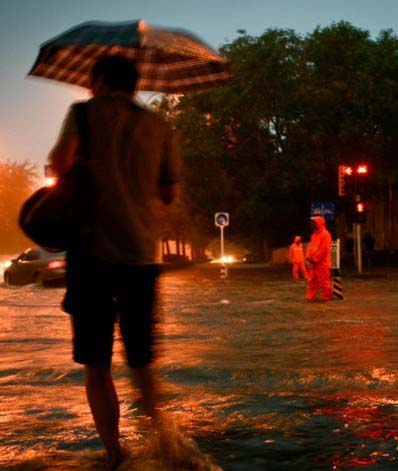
left=305, top=216, right=332, bottom=301
left=289, top=236, right=308, bottom=280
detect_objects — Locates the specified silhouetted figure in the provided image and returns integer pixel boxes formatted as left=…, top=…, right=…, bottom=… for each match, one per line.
left=48, top=55, right=180, bottom=469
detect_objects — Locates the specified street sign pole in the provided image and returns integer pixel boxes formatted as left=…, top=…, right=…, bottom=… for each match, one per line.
left=220, top=226, right=227, bottom=279
left=220, top=225, right=224, bottom=260
left=215, top=212, right=229, bottom=279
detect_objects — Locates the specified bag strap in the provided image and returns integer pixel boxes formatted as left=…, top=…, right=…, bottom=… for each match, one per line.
left=74, top=102, right=89, bottom=163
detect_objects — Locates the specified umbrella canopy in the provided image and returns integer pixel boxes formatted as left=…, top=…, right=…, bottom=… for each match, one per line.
left=28, top=20, right=231, bottom=93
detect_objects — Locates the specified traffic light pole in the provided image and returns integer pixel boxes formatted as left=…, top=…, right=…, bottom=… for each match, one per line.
left=358, top=224, right=363, bottom=274
left=338, top=164, right=369, bottom=275
left=353, top=222, right=363, bottom=274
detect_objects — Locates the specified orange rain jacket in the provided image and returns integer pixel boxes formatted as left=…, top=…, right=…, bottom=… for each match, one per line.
left=289, top=236, right=305, bottom=263
left=306, top=216, right=332, bottom=269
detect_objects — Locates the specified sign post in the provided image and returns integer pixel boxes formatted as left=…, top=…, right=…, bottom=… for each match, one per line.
left=215, top=212, right=229, bottom=279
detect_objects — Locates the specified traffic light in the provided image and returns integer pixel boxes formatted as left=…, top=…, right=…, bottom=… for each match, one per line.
left=338, top=163, right=370, bottom=197
left=353, top=201, right=367, bottom=223
left=338, top=165, right=355, bottom=196
left=356, top=164, right=369, bottom=197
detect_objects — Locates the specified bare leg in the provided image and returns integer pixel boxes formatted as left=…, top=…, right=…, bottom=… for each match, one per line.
left=132, top=365, right=161, bottom=423
left=84, top=366, right=122, bottom=465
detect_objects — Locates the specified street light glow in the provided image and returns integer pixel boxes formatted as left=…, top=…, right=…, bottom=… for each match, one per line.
left=45, top=177, right=57, bottom=187
left=210, top=255, right=235, bottom=264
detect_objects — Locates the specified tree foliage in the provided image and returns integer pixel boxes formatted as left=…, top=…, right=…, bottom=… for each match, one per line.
left=161, top=22, right=398, bottom=252
left=0, top=160, right=38, bottom=253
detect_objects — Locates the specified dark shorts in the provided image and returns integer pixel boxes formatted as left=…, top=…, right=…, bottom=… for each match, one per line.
left=63, top=248, right=159, bottom=368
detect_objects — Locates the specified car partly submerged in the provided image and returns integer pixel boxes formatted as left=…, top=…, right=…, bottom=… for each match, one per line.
left=3, top=248, right=66, bottom=286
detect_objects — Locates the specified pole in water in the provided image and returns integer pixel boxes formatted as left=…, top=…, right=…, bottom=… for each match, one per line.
left=220, top=225, right=224, bottom=260
left=332, top=268, right=343, bottom=300
left=220, top=263, right=228, bottom=279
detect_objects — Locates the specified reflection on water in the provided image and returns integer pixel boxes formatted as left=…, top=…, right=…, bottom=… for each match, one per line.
left=0, top=266, right=397, bottom=470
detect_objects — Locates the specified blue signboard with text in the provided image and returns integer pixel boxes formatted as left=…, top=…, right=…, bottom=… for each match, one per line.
left=311, top=202, right=335, bottom=221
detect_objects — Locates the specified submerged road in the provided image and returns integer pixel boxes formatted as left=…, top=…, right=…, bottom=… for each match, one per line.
left=0, top=264, right=397, bottom=470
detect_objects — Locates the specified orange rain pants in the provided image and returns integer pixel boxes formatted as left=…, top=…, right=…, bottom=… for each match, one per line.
left=305, top=216, right=332, bottom=301
left=293, top=262, right=308, bottom=280
left=306, top=265, right=332, bottom=300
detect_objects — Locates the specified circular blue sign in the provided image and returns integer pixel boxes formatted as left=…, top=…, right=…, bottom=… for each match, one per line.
left=216, top=213, right=228, bottom=226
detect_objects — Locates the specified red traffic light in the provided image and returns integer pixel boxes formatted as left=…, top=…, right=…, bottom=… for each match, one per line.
left=356, top=165, right=368, bottom=175
left=356, top=202, right=366, bottom=213
left=353, top=201, right=367, bottom=223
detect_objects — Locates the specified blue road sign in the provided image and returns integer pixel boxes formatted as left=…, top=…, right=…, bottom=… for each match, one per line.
left=311, top=202, right=335, bottom=221
left=215, top=212, right=229, bottom=227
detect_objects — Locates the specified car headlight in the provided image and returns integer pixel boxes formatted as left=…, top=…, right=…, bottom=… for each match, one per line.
left=4, top=261, right=12, bottom=269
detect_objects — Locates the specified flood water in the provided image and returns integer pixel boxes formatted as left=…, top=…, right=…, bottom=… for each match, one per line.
left=0, top=264, right=397, bottom=470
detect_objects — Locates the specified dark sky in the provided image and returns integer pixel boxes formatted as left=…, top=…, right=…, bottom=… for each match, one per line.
left=2, top=0, right=398, bottom=177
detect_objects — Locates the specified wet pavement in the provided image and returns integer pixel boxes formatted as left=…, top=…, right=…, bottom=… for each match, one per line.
left=0, top=263, right=397, bottom=470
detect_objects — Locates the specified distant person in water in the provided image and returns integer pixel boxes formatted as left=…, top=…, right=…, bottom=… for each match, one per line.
left=305, top=216, right=332, bottom=301
left=289, top=236, right=308, bottom=280
left=48, top=55, right=180, bottom=469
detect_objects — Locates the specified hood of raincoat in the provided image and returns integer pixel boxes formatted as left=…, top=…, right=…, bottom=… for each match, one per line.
left=311, top=216, right=326, bottom=232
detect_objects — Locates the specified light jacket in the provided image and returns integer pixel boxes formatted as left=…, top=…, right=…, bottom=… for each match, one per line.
left=306, top=216, right=332, bottom=268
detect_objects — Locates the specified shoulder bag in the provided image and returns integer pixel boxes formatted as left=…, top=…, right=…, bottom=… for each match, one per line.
left=19, top=102, right=94, bottom=251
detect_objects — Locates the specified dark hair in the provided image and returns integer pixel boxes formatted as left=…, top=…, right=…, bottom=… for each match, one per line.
left=91, top=55, right=138, bottom=92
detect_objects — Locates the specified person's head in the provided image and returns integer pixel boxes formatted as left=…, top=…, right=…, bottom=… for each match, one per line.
left=91, top=55, right=138, bottom=96
left=310, top=216, right=325, bottom=232
left=294, top=236, right=302, bottom=244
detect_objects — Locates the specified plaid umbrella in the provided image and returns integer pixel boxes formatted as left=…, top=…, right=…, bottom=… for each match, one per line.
left=28, top=20, right=231, bottom=93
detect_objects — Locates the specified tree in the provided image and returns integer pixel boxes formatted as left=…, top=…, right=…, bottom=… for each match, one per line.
left=0, top=160, right=38, bottom=253
left=160, top=22, right=398, bottom=253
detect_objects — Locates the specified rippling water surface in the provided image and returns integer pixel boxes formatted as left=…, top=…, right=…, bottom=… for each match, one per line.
left=0, top=265, right=397, bottom=470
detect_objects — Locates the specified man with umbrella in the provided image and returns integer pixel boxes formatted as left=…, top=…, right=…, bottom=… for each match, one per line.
left=49, top=55, right=180, bottom=468
left=29, top=20, right=230, bottom=468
